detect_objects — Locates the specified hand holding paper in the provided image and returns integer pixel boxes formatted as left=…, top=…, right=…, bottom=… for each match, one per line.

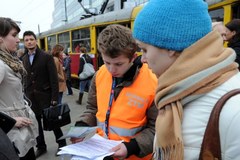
left=111, top=143, right=128, bottom=159
left=57, top=134, right=123, bottom=160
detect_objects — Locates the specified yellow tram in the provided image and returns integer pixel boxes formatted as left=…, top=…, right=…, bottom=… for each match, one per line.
left=37, top=0, right=240, bottom=82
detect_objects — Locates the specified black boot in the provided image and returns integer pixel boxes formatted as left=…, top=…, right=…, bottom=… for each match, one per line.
left=76, top=93, right=84, bottom=105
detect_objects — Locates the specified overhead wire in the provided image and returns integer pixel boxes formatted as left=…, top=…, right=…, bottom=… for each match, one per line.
left=13, top=0, right=54, bottom=34
left=13, top=0, right=34, bottom=19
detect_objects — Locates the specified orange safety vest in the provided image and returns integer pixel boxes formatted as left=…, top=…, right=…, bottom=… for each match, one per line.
left=95, top=64, right=157, bottom=160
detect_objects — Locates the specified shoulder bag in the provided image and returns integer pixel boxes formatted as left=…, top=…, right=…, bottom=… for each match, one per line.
left=42, top=103, right=71, bottom=131
left=199, top=89, right=240, bottom=160
left=79, top=57, right=95, bottom=80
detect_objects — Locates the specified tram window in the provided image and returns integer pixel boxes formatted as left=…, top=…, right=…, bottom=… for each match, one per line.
left=209, top=8, right=224, bottom=21
left=72, top=28, right=91, bottom=53
left=72, top=28, right=90, bottom=39
left=47, top=35, right=56, bottom=51
left=58, top=32, right=70, bottom=53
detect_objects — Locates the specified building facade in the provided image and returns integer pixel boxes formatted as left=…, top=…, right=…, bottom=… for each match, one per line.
left=51, top=0, right=148, bottom=29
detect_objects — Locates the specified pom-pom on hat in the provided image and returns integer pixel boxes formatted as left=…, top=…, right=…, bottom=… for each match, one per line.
left=133, top=0, right=212, bottom=51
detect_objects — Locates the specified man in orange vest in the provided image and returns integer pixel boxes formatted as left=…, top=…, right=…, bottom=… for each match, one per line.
left=71, top=24, right=158, bottom=160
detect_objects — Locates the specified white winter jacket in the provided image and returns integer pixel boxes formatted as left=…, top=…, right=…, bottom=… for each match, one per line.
left=183, top=73, right=240, bottom=159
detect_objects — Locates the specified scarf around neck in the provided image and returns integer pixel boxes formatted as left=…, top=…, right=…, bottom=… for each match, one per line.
left=153, top=31, right=238, bottom=160
left=0, top=49, right=27, bottom=76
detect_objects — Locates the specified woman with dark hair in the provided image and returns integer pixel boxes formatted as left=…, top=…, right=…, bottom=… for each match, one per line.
left=0, top=17, right=38, bottom=160
left=225, top=19, right=240, bottom=68
left=63, top=52, right=73, bottom=95
left=76, top=47, right=94, bottom=105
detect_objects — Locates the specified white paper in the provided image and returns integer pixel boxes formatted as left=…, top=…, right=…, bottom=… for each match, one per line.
left=71, top=152, right=114, bottom=160
left=57, top=134, right=122, bottom=160
left=59, top=126, right=97, bottom=140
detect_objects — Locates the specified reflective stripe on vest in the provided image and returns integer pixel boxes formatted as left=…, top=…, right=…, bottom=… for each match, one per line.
left=96, top=64, right=156, bottom=140
left=97, top=120, right=143, bottom=137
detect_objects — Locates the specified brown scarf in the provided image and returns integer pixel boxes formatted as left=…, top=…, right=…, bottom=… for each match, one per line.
left=153, top=31, right=238, bottom=159
left=0, top=49, right=27, bottom=76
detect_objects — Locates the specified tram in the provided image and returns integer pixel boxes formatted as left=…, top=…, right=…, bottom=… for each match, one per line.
left=207, top=0, right=240, bottom=23
left=37, top=0, right=240, bottom=84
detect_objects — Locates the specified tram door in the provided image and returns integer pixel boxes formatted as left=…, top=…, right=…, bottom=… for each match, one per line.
left=39, top=38, right=46, bottom=52
left=96, top=26, right=106, bottom=68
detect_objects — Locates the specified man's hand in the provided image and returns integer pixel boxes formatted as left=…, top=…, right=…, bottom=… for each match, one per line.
left=111, top=143, right=128, bottom=160
left=70, top=137, right=85, bottom=144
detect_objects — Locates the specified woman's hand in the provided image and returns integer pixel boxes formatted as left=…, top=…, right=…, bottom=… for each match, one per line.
left=111, top=143, right=127, bottom=160
left=14, top=117, right=32, bottom=128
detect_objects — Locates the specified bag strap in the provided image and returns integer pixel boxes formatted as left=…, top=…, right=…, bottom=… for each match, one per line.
left=199, top=89, right=240, bottom=160
left=82, top=56, right=87, bottom=64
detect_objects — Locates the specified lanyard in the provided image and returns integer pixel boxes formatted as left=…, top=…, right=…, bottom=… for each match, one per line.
left=105, top=77, right=116, bottom=137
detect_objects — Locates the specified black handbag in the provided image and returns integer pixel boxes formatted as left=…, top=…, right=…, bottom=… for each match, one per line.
left=42, top=103, right=71, bottom=131
left=0, top=112, right=16, bottom=133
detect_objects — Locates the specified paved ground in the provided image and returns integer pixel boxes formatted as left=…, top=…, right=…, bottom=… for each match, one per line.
left=38, top=88, right=87, bottom=160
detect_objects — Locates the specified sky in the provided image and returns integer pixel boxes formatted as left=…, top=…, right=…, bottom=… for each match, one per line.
left=0, top=0, right=54, bottom=38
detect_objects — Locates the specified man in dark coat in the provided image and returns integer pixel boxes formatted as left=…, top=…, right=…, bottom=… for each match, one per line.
left=22, top=31, right=66, bottom=158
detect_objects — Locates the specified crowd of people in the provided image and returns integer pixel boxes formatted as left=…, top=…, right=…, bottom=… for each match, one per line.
left=1, top=0, right=240, bottom=159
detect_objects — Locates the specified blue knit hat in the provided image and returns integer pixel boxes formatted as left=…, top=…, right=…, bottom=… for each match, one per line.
left=133, top=0, right=212, bottom=51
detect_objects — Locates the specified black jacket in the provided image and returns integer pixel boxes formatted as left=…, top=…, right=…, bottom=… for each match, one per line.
left=228, top=40, right=240, bottom=69
left=0, top=128, right=19, bottom=160
left=22, top=47, right=59, bottom=115
left=0, top=112, right=19, bottom=160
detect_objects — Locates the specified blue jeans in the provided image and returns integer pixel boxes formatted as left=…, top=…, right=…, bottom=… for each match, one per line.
left=66, top=79, right=73, bottom=95
left=79, top=79, right=91, bottom=93
left=58, top=92, right=63, bottom=104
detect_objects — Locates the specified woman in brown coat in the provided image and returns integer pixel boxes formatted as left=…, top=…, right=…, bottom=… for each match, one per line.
left=51, top=44, right=67, bottom=104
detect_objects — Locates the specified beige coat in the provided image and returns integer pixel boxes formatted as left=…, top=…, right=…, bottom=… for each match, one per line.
left=54, top=57, right=66, bottom=92
left=0, top=59, right=38, bottom=157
